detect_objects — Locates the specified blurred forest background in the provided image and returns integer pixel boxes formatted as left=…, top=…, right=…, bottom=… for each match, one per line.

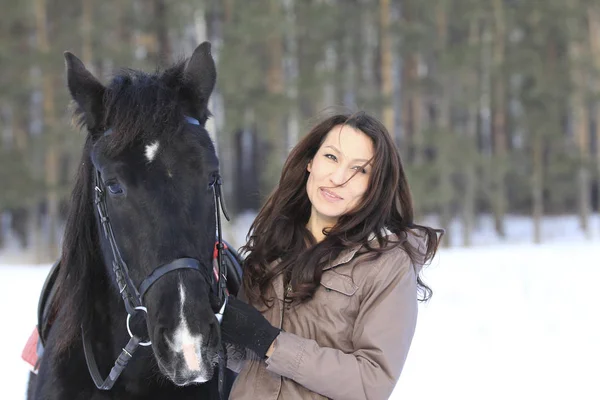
left=1, top=0, right=600, bottom=262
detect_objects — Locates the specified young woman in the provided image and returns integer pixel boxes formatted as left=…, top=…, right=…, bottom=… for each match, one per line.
left=220, top=111, right=442, bottom=400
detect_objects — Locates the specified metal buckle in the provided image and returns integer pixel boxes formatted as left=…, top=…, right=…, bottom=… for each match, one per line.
left=126, top=306, right=152, bottom=346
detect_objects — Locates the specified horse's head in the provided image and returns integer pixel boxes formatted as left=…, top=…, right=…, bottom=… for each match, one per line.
left=65, top=43, right=222, bottom=385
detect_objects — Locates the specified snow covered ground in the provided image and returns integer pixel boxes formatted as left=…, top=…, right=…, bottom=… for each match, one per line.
left=1, top=215, right=599, bottom=399
left=391, top=241, right=600, bottom=400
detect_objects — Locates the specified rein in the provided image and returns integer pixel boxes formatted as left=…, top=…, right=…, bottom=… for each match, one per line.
left=82, top=116, right=231, bottom=396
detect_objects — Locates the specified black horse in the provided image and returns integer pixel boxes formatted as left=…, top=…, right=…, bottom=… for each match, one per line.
left=28, top=42, right=237, bottom=399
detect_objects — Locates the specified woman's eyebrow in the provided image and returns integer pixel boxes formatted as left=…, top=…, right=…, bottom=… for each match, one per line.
left=324, top=145, right=371, bottom=163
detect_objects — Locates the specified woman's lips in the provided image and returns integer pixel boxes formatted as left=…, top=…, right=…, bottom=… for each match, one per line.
left=319, top=187, right=343, bottom=202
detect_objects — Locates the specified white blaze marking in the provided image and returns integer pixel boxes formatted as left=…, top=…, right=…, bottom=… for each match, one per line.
left=145, top=141, right=160, bottom=162
left=170, top=282, right=203, bottom=371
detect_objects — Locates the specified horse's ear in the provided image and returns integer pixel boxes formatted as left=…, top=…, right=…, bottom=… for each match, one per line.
left=184, top=42, right=216, bottom=110
left=64, top=52, right=105, bottom=132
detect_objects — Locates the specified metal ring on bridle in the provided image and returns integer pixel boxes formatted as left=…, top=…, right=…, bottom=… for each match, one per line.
left=126, top=306, right=152, bottom=346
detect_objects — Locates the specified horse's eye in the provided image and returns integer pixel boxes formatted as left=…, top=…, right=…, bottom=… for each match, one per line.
left=107, top=182, right=124, bottom=195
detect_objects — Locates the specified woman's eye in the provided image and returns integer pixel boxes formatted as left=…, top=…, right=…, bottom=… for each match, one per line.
left=106, top=182, right=124, bottom=195
left=353, top=166, right=367, bottom=174
left=325, top=154, right=337, bottom=162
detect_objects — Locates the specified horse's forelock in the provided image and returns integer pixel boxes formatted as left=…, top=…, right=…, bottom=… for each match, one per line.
left=98, top=62, right=206, bottom=156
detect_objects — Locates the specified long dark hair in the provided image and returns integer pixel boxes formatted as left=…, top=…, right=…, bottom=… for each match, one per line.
left=241, top=111, right=443, bottom=307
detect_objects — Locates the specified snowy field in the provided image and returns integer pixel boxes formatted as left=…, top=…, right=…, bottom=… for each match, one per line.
left=1, top=215, right=599, bottom=399
left=392, top=240, right=600, bottom=400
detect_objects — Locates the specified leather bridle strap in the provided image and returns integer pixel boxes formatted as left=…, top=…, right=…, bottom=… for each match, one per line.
left=138, top=258, right=211, bottom=300
left=82, top=329, right=140, bottom=390
left=210, top=174, right=231, bottom=400
left=211, top=174, right=230, bottom=306
left=94, top=169, right=142, bottom=315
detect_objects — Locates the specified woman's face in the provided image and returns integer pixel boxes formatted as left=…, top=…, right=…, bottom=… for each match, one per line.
left=306, top=124, right=374, bottom=226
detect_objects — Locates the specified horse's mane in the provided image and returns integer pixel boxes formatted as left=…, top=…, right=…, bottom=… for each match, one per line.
left=52, top=61, right=211, bottom=353
left=51, top=137, right=105, bottom=353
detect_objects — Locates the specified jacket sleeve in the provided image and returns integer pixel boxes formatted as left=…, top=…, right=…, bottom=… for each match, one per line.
left=265, top=250, right=418, bottom=400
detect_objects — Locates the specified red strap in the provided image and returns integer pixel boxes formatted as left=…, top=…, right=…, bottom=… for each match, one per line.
left=22, top=328, right=39, bottom=373
left=212, top=241, right=228, bottom=260
left=212, top=242, right=229, bottom=295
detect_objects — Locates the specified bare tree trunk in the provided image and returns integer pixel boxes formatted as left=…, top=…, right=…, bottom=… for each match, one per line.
left=154, top=0, right=172, bottom=65
left=532, top=132, right=543, bottom=244
left=0, top=212, right=5, bottom=249
left=45, top=141, right=60, bottom=259
left=491, top=0, right=507, bottom=237
left=588, top=6, right=600, bottom=229
left=401, top=0, right=424, bottom=165
left=401, top=48, right=423, bottom=165
left=569, top=27, right=591, bottom=237
left=12, top=105, right=33, bottom=249
left=82, top=0, right=93, bottom=66
left=283, top=0, right=299, bottom=151
left=435, top=1, right=452, bottom=247
left=342, top=24, right=357, bottom=109
left=479, top=21, right=497, bottom=241
left=13, top=105, right=29, bottom=152
left=411, top=54, right=424, bottom=165
left=35, top=0, right=60, bottom=261
left=0, top=101, right=8, bottom=248
left=263, top=0, right=284, bottom=194
left=323, top=43, right=336, bottom=110
left=360, top=3, right=377, bottom=106
left=114, top=0, right=133, bottom=66
left=531, top=10, right=545, bottom=245
left=27, top=66, right=44, bottom=257
left=380, top=0, right=394, bottom=138
left=462, top=15, right=480, bottom=247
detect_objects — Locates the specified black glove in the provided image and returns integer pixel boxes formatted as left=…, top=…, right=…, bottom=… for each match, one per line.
left=220, top=295, right=280, bottom=359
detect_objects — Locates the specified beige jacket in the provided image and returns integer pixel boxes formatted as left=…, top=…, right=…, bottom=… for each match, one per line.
left=228, top=232, right=424, bottom=400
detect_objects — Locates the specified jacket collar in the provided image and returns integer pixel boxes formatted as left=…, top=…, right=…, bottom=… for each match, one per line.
left=323, top=227, right=394, bottom=271
left=271, top=228, right=396, bottom=298
left=323, top=247, right=360, bottom=271
left=271, top=237, right=369, bottom=299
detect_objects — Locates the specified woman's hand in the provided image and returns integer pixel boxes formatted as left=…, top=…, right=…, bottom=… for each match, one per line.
left=220, top=296, right=280, bottom=359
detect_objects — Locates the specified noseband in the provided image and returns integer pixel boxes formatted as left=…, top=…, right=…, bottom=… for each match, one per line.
left=82, top=116, right=231, bottom=396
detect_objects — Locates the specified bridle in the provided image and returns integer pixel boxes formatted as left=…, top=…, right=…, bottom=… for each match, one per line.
left=82, top=116, right=231, bottom=397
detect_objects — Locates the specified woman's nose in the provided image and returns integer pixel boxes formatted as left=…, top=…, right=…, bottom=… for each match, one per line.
left=329, top=164, right=348, bottom=186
